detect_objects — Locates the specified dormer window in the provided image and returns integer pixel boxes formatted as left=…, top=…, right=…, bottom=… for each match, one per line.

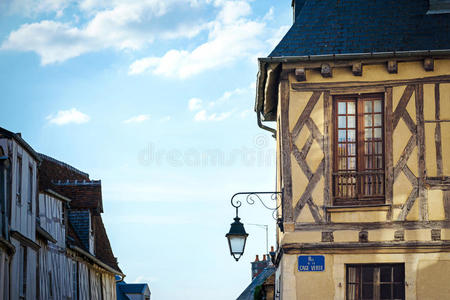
left=428, top=0, right=450, bottom=14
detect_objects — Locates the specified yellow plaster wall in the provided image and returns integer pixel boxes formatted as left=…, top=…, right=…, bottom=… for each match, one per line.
left=281, top=231, right=322, bottom=244
left=425, top=123, right=438, bottom=177
left=423, top=84, right=435, bottom=120
left=440, top=83, right=450, bottom=120
left=289, top=91, right=311, bottom=131
left=368, top=229, right=396, bottom=242
left=333, top=230, right=359, bottom=242
left=298, top=60, right=450, bottom=84
left=405, top=229, right=430, bottom=241
left=427, top=189, right=445, bottom=221
left=442, top=122, right=450, bottom=175
left=295, top=254, right=335, bottom=300
left=330, top=210, right=387, bottom=223
left=283, top=59, right=450, bottom=227
left=280, top=252, right=450, bottom=300
left=417, top=260, right=450, bottom=300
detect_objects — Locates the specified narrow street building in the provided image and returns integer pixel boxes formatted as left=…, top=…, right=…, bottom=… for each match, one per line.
left=256, top=1, right=450, bottom=299
left=0, top=128, right=40, bottom=300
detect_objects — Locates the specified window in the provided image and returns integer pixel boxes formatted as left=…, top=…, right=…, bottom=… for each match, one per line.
left=347, top=264, right=405, bottom=300
left=19, top=245, right=27, bottom=299
left=333, top=94, right=385, bottom=205
left=27, top=165, right=33, bottom=214
left=72, top=261, right=78, bottom=300
left=16, top=156, right=22, bottom=204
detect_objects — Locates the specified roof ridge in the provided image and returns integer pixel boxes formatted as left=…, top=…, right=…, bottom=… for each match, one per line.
left=38, top=153, right=90, bottom=178
left=52, top=179, right=101, bottom=186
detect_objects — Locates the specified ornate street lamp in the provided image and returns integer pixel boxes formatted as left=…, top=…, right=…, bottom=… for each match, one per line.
left=226, top=191, right=283, bottom=262
left=225, top=216, right=248, bottom=261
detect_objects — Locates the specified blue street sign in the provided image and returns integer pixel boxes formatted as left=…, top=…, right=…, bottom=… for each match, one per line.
left=298, top=255, right=325, bottom=272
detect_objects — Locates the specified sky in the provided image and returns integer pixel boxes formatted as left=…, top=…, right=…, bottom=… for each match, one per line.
left=0, top=1, right=291, bottom=299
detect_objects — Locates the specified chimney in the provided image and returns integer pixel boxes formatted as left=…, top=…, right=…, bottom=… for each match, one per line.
left=292, top=0, right=306, bottom=22
left=251, top=254, right=270, bottom=279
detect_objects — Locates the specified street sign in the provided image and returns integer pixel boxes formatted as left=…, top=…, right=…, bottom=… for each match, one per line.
left=298, top=255, right=325, bottom=272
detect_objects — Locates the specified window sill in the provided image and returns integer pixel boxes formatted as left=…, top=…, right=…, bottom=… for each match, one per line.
left=325, top=204, right=391, bottom=213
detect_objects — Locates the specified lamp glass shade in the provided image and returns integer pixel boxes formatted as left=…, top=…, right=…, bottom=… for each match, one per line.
left=226, top=217, right=248, bottom=261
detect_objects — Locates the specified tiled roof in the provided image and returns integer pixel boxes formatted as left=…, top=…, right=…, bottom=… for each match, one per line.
left=38, top=155, right=103, bottom=211
left=270, top=0, right=450, bottom=57
left=237, top=266, right=276, bottom=300
left=38, top=153, right=89, bottom=191
left=52, top=181, right=103, bottom=211
left=94, top=215, right=121, bottom=272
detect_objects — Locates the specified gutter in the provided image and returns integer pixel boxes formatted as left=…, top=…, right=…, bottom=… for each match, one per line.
left=69, top=245, right=125, bottom=277
left=44, top=189, right=72, bottom=203
left=258, top=49, right=450, bottom=63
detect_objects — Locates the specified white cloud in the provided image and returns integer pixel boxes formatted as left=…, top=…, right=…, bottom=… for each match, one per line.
left=128, top=1, right=266, bottom=78
left=46, top=108, right=90, bottom=125
left=266, top=24, right=290, bottom=48
left=190, top=82, right=253, bottom=122
left=188, top=98, right=203, bottom=111
left=123, top=114, right=150, bottom=124
left=134, top=275, right=158, bottom=284
left=1, top=1, right=210, bottom=65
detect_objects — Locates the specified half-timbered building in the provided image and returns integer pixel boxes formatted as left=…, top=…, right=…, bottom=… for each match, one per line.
left=256, top=1, right=450, bottom=299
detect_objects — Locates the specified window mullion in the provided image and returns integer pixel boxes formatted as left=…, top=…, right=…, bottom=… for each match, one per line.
left=374, top=267, right=380, bottom=300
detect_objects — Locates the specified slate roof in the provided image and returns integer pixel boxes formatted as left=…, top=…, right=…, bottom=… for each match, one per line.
left=270, top=0, right=450, bottom=57
left=119, top=284, right=148, bottom=294
left=236, top=266, right=276, bottom=300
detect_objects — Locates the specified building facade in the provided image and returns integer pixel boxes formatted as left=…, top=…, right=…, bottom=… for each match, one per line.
left=0, top=127, right=124, bottom=299
left=256, top=1, right=450, bottom=299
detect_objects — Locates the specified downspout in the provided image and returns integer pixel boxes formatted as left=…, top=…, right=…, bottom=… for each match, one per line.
left=257, top=111, right=276, bottom=138
left=256, top=60, right=277, bottom=138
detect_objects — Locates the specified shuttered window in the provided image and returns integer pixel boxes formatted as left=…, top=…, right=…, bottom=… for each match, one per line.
left=333, top=94, right=385, bottom=205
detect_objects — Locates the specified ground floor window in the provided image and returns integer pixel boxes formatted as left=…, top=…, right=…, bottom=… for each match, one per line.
left=346, top=264, right=405, bottom=300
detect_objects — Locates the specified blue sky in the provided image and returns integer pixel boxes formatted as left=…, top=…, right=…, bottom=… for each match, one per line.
left=0, top=1, right=291, bottom=299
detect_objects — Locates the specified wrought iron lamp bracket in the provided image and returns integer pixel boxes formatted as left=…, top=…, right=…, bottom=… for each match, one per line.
left=230, top=191, right=284, bottom=231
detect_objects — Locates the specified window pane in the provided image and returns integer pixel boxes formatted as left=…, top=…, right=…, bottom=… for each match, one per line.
left=347, top=267, right=358, bottom=283
left=348, top=102, right=356, bottom=114
left=380, top=283, right=392, bottom=299
left=380, top=267, right=392, bottom=282
left=375, top=142, right=383, bottom=154
left=339, top=130, right=346, bottom=142
left=339, top=158, right=346, bottom=169
left=348, top=130, right=356, bottom=142
left=393, top=283, right=404, bottom=298
left=348, top=116, right=355, bottom=128
left=347, top=284, right=357, bottom=300
left=348, top=143, right=356, bottom=155
left=376, top=156, right=383, bottom=169
left=338, top=144, right=346, bottom=156
left=338, top=102, right=346, bottom=114
left=364, top=101, right=372, bottom=113
left=374, top=100, right=382, bottom=112
left=365, top=142, right=372, bottom=154
left=365, top=128, right=372, bottom=139
left=362, top=284, right=373, bottom=299
left=374, top=114, right=382, bottom=126
left=348, top=157, right=356, bottom=170
left=338, top=116, right=347, bottom=128
left=364, top=115, right=372, bottom=127
left=393, top=266, right=404, bottom=282
left=374, top=128, right=382, bottom=139
left=362, top=267, right=374, bottom=282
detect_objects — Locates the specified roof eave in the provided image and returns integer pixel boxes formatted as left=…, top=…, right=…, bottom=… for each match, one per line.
left=256, top=49, right=450, bottom=119
left=69, top=245, right=124, bottom=276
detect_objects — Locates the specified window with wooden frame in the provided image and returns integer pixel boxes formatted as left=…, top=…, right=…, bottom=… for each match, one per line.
left=333, top=94, right=385, bottom=205
left=346, top=264, right=405, bottom=300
